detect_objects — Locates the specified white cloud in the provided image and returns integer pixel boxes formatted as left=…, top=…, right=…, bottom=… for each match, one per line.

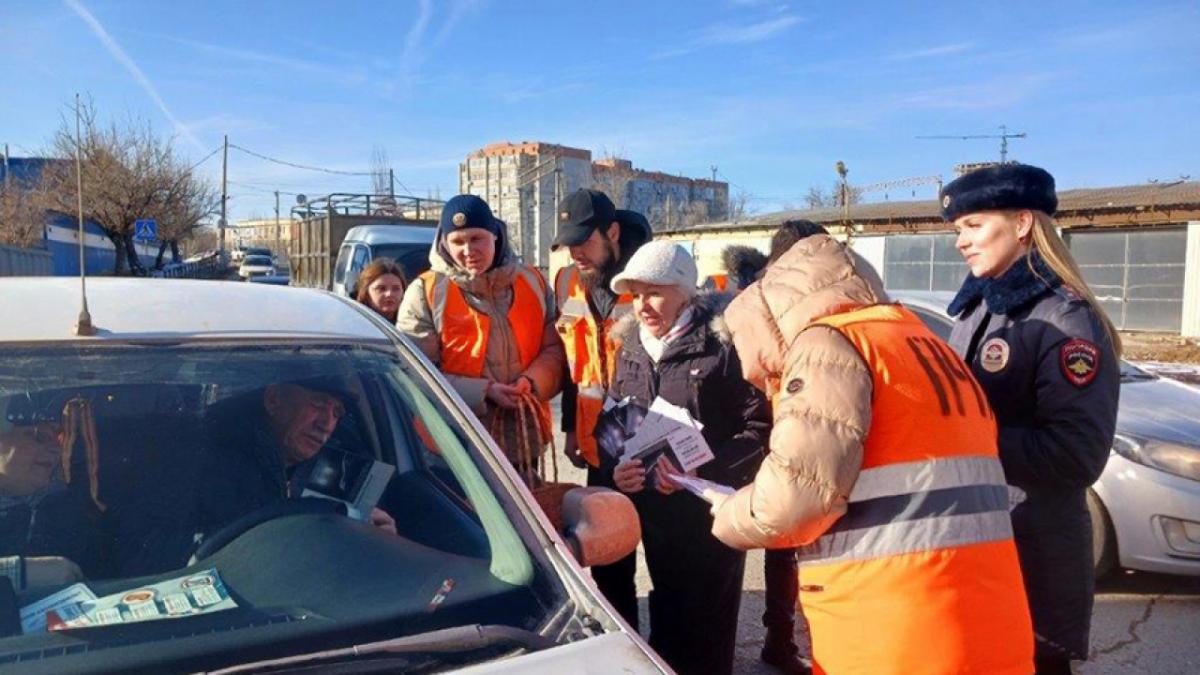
left=655, top=14, right=802, bottom=59
left=888, top=42, right=973, bottom=61
left=63, top=0, right=206, bottom=152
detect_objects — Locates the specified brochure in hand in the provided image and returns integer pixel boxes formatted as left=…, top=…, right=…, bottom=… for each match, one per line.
left=618, top=397, right=716, bottom=490
left=298, top=447, right=396, bottom=522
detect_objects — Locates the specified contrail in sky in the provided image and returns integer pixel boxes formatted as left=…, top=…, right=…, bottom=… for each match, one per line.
left=64, top=0, right=206, bottom=153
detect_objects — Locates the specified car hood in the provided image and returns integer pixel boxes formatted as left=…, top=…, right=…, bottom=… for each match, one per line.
left=455, top=632, right=666, bottom=674
left=1118, top=377, right=1200, bottom=446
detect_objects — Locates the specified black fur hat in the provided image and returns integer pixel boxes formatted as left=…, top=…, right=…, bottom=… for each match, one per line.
left=940, top=163, right=1057, bottom=221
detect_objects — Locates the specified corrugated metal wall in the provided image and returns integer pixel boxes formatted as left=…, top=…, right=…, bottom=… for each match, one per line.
left=0, top=244, right=53, bottom=276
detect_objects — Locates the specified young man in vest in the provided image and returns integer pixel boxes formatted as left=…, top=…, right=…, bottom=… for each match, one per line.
left=551, top=188, right=651, bottom=630
left=708, top=232, right=1034, bottom=674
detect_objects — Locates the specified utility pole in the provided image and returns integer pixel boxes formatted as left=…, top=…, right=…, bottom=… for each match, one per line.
left=836, top=160, right=851, bottom=243
left=711, top=165, right=718, bottom=182
left=220, top=134, right=228, bottom=261
left=2, top=143, right=9, bottom=188
left=389, top=169, right=395, bottom=201
left=274, top=190, right=281, bottom=253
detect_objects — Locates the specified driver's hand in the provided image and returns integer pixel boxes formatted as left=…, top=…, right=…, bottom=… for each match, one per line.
left=564, top=431, right=587, bottom=469
left=24, top=556, right=84, bottom=588
left=369, top=508, right=397, bottom=536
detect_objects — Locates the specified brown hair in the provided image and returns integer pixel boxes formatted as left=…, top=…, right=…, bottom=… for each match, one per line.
left=1026, top=211, right=1123, bottom=358
left=354, top=258, right=408, bottom=307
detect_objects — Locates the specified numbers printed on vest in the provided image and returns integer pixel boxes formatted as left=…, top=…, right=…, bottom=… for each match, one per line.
left=905, top=336, right=991, bottom=418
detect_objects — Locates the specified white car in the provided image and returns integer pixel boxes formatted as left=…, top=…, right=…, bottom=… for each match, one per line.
left=237, top=254, right=275, bottom=280
left=0, top=278, right=663, bottom=674
left=895, top=290, right=1200, bottom=578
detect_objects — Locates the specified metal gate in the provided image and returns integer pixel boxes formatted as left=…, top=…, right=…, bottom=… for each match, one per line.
left=1065, top=227, right=1187, bottom=331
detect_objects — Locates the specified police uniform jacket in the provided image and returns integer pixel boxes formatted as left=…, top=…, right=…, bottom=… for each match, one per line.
left=947, top=252, right=1120, bottom=661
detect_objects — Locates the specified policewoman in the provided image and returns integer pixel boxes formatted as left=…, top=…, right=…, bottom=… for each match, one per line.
left=397, top=194, right=564, bottom=477
left=943, top=164, right=1121, bottom=674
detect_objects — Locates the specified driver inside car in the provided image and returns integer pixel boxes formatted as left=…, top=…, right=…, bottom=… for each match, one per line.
left=129, top=377, right=398, bottom=576
left=0, top=392, right=99, bottom=589
left=203, top=377, right=398, bottom=535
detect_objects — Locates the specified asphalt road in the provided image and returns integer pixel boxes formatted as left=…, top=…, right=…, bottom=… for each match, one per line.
left=550, top=411, right=1200, bottom=674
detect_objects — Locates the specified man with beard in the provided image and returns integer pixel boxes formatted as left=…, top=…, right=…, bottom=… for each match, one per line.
left=551, top=188, right=651, bottom=630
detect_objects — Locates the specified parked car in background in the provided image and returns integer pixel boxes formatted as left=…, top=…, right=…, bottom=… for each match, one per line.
left=894, top=290, right=1200, bottom=578
left=238, top=254, right=275, bottom=280
left=332, top=225, right=435, bottom=298
left=0, top=278, right=659, bottom=674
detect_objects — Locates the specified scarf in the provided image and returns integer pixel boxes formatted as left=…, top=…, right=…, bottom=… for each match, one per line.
left=947, top=251, right=1063, bottom=317
left=641, top=306, right=696, bottom=363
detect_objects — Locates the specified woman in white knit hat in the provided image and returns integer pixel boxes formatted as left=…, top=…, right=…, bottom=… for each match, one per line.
left=602, top=241, right=771, bottom=675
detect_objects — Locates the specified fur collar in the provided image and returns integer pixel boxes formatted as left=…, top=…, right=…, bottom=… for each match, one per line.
left=611, top=290, right=735, bottom=347
left=720, top=245, right=768, bottom=289
left=947, top=251, right=1062, bottom=317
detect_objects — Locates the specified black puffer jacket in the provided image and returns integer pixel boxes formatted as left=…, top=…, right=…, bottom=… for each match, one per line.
left=947, top=253, right=1120, bottom=661
left=603, top=292, right=771, bottom=487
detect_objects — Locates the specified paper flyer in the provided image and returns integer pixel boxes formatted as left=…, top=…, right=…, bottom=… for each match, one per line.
left=20, top=583, right=97, bottom=634
left=664, top=472, right=736, bottom=503
left=620, top=397, right=714, bottom=474
left=300, top=448, right=396, bottom=521
left=44, top=569, right=237, bottom=631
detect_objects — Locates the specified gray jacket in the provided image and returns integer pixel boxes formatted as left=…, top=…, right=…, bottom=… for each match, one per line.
left=947, top=254, right=1120, bottom=661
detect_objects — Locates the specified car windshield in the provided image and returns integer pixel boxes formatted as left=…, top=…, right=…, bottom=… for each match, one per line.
left=242, top=255, right=272, bottom=266
left=370, top=243, right=433, bottom=281
left=0, top=342, right=564, bottom=672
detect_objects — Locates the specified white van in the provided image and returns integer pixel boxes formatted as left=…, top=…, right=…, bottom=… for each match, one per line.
left=333, top=225, right=436, bottom=298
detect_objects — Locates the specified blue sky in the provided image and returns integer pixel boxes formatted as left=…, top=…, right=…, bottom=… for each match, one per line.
left=1, top=0, right=1197, bottom=222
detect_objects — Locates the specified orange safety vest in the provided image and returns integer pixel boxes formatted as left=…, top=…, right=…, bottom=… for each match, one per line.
left=554, top=265, right=634, bottom=467
left=702, top=273, right=730, bottom=292
left=794, top=304, right=1033, bottom=675
left=421, top=266, right=548, bottom=405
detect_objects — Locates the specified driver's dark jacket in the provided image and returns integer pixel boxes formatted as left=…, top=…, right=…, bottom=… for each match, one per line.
left=0, top=483, right=102, bottom=576
left=120, top=413, right=318, bottom=576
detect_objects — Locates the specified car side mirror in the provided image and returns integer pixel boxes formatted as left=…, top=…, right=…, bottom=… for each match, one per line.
left=561, top=487, right=641, bottom=567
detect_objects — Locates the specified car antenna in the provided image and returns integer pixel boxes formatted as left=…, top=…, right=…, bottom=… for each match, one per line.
left=72, top=93, right=97, bottom=336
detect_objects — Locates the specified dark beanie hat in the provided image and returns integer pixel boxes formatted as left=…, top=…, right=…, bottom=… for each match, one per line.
left=940, top=164, right=1057, bottom=221
left=438, top=194, right=505, bottom=239
left=435, top=194, right=509, bottom=270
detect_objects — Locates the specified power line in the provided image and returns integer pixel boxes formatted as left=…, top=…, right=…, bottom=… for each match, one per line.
left=228, top=143, right=374, bottom=176
left=185, top=146, right=222, bottom=174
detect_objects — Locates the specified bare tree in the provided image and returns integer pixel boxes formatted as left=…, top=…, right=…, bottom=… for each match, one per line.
left=591, top=149, right=634, bottom=209
left=0, top=175, right=46, bottom=247
left=805, top=182, right=863, bottom=209
left=30, top=100, right=218, bottom=274
left=728, top=189, right=753, bottom=221
left=370, top=144, right=391, bottom=196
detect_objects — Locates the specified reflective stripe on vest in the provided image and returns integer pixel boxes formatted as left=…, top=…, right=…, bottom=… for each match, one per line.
left=553, top=265, right=633, bottom=466
left=421, top=266, right=547, bottom=378
left=795, top=303, right=1033, bottom=674
left=797, top=456, right=1013, bottom=566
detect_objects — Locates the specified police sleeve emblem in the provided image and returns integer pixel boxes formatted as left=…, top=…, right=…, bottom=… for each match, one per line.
left=1060, top=338, right=1100, bottom=387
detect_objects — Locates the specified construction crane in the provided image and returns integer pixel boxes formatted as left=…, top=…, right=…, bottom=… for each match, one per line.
left=916, top=125, right=1027, bottom=163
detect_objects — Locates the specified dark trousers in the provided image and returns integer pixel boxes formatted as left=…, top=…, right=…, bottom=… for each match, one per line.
left=639, top=490, right=746, bottom=675
left=763, top=546, right=799, bottom=632
left=587, top=465, right=639, bottom=631
left=1034, top=656, right=1074, bottom=675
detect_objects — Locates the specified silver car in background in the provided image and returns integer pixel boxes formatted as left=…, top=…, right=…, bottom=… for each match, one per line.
left=894, top=290, right=1200, bottom=578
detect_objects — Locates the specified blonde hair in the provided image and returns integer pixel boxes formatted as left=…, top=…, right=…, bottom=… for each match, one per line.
left=1026, top=211, right=1123, bottom=358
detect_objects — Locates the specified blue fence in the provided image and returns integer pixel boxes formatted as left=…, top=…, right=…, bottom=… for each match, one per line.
left=0, top=243, right=53, bottom=276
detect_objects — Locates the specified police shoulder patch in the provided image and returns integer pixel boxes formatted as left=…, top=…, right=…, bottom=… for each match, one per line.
left=1060, top=338, right=1100, bottom=387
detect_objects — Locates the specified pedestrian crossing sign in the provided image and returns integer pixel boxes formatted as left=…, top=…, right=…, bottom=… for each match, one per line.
left=134, top=219, right=157, bottom=241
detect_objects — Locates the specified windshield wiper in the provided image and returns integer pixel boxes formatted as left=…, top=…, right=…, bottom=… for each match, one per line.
left=201, top=624, right=559, bottom=674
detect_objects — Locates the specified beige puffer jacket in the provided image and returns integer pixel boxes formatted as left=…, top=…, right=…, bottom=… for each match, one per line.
left=711, top=234, right=888, bottom=550
left=396, top=247, right=565, bottom=462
